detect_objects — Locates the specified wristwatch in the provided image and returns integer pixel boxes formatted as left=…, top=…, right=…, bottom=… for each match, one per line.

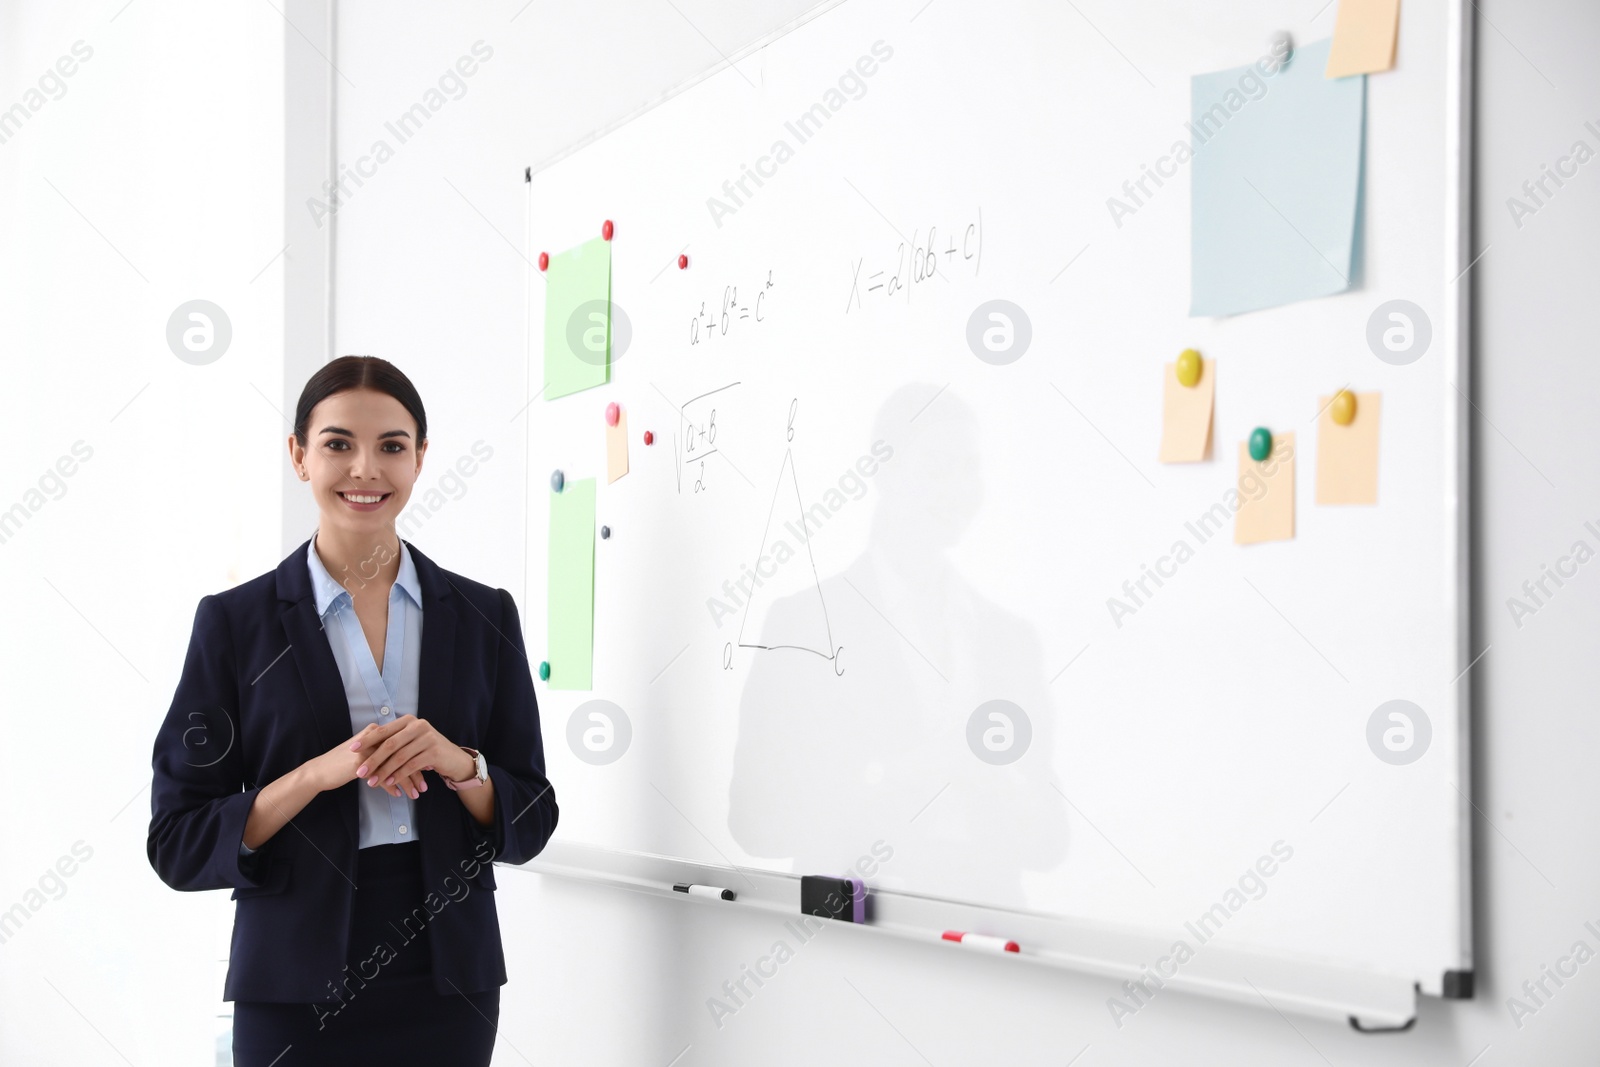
left=443, top=745, right=488, bottom=791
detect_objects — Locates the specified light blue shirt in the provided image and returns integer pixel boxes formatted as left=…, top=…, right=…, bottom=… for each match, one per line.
left=242, top=533, right=423, bottom=854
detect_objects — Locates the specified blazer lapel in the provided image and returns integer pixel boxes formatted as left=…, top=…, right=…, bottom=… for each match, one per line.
left=405, top=540, right=456, bottom=843
left=406, top=539, right=457, bottom=744
left=276, top=539, right=359, bottom=854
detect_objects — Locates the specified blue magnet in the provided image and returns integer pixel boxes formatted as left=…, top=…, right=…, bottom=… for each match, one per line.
left=551, top=469, right=564, bottom=492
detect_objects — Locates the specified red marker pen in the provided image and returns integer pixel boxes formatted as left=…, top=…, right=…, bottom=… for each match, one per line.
left=942, top=930, right=1019, bottom=954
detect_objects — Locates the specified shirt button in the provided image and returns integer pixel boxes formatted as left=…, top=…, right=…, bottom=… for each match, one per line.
left=398, top=825, right=408, bottom=835
left=380, top=706, right=391, bottom=716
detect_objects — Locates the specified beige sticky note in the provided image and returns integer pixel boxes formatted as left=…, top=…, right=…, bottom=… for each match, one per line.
left=1159, top=358, right=1215, bottom=463
left=1316, top=392, right=1380, bottom=504
left=1326, top=0, right=1400, bottom=77
left=1235, top=432, right=1295, bottom=545
left=606, top=406, right=629, bottom=483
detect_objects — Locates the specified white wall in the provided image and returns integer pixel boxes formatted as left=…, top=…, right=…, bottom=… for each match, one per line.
left=0, top=2, right=286, bottom=1064
left=326, top=0, right=1600, bottom=1063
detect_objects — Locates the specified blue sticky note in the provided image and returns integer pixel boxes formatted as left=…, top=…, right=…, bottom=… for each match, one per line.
left=1190, top=38, right=1365, bottom=317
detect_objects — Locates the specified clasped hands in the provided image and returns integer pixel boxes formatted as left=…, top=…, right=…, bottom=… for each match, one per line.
left=345, top=715, right=475, bottom=800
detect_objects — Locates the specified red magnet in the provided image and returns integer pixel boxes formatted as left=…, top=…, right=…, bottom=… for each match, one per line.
left=537, top=251, right=548, bottom=271
left=678, top=254, right=688, bottom=270
left=605, top=402, right=619, bottom=427
left=601, top=219, right=614, bottom=240
left=643, top=430, right=654, bottom=446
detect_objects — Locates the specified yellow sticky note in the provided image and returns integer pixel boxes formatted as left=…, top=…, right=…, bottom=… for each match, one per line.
left=1326, top=0, right=1400, bottom=77
left=1316, top=392, right=1380, bottom=504
left=1159, top=358, right=1215, bottom=463
left=1235, top=432, right=1295, bottom=545
left=606, top=406, right=629, bottom=483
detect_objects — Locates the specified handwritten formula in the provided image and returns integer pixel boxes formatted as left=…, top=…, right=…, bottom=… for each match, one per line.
left=689, top=272, right=776, bottom=346
left=845, top=211, right=983, bottom=313
left=674, top=382, right=740, bottom=494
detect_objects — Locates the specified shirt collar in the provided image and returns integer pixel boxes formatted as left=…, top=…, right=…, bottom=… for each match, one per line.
left=306, top=533, right=422, bottom=617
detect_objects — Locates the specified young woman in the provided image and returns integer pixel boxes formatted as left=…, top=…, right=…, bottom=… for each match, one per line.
left=147, top=356, right=559, bottom=1066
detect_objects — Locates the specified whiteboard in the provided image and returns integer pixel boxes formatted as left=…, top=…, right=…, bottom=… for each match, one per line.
left=522, top=0, right=1470, bottom=1009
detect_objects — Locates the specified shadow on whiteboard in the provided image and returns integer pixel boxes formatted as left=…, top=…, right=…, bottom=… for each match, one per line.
left=727, top=383, right=1070, bottom=912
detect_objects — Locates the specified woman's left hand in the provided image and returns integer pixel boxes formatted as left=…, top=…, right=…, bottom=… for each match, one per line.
left=355, top=715, right=473, bottom=793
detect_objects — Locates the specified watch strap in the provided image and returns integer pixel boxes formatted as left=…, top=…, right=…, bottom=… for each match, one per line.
left=443, top=745, right=487, bottom=790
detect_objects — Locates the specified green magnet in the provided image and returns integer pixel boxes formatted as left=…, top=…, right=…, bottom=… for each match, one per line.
left=1248, top=427, right=1273, bottom=462
left=539, top=660, right=550, bottom=681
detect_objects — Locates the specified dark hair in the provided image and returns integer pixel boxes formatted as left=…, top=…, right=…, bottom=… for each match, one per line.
left=292, top=355, right=427, bottom=450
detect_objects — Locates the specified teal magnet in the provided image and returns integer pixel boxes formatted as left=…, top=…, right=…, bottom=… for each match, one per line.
left=1248, top=427, right=1272, bottom=462
left=551, top=470, right=564, bottom=492
left=539, top=660, right=550, bottom=681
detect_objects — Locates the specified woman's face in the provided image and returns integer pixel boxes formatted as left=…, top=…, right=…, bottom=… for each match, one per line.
left=289, top=388, right=426, bottom=538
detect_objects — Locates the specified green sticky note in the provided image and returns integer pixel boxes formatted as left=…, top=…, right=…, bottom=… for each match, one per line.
left=542, top=236, right=612, bottom=400
left=547, top=477, right=595, bottom=689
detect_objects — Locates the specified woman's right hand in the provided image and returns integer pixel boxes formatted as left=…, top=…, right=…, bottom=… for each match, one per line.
left=306, top=721, right=426, bottom=799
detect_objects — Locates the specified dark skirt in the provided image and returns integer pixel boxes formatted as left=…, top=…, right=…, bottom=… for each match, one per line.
left=231, top=842, right=500, bottom=1067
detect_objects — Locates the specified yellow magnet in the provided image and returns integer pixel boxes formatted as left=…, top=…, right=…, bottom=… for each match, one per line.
left=1331, top=389, right=1357, bottom=426
left=1176, top=348, right=1202, bottom=388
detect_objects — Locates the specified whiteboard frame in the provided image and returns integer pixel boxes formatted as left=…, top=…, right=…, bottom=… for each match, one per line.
left=517, top=0, right=1475, bottom=1025
left=1444, top=0, right=1477, bottom=993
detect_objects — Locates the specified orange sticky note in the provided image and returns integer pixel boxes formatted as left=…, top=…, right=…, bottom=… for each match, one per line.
left=1159, top=358, right=1215, bottom=463
left=1235, top=432, right=1295, bottom=545
left=1326, top=0, right=1400, bottom=77
left=1316, top=392, right=1380, bottom=504
left=606, top=405, right=629, bottom=483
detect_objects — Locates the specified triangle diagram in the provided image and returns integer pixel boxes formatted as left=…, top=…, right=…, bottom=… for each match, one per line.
left=737, top=448, right=837, bottom=662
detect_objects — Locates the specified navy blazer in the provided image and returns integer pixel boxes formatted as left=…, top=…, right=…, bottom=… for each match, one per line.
left=147, top=537, right=559, bottom=1003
